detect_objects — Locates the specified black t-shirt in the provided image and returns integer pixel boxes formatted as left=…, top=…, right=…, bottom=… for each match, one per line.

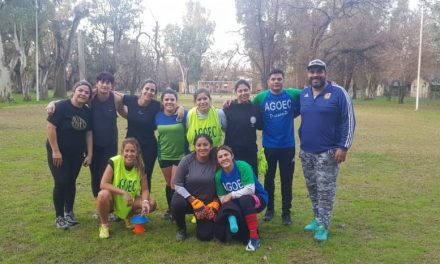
left=123, top=95, right=160, bottom=145
left=47, top=99, right=92, bottom=152
left=224, top=100, right=262, bottom=153
left=91, top=93, right=118, bottom=147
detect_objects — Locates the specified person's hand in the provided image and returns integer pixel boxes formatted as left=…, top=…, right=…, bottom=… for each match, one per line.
left=52, top=150, right=62, bottom=167
left=141, top=200, right=151, bottom=214
left=205, top=199, right=220, bottom=220
left=223, top=100, right=232, bottom=109
left=45, top=102, right=56, bottom=115
left=83, top=155, right=92, bottom=167
left=222, top=193, right=233, bottom=204
left=123, top=192, right=134, bottom=206
left=190, top=198, right=206, bottom=220
left=175, top=105, right=185, bottom=120
left=335, top=148, right=347, bottom=163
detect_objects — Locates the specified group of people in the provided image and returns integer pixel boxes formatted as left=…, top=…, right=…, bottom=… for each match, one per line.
left=45, top=59, right=355, bottom=250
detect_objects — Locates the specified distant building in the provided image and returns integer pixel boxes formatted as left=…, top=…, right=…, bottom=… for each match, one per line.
left=410, top=78, right=430, bottom=98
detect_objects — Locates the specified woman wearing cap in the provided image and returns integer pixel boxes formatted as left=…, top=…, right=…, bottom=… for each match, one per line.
left=214, top=145, right=268, bottom=251
left=96, top=138, right=157, bottom=239
left=171, top=134, right=220, bottom=242
left=155, top=88, right=188, bottom=220
left=223, top=80, right=262, bottom=175
left=46, top=80, right=93, bottom=229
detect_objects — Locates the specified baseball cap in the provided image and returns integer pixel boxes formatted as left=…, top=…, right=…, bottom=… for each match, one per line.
left=307, top=59, right=326, bottom=71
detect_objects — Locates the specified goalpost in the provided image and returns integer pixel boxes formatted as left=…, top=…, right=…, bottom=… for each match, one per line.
left=197, top=80, right=254, bottom=95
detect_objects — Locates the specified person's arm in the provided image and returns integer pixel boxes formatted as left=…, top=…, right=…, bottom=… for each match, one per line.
left=45, top=100, right=61, bottom=115
left=139, top=171, right=151, bottom=213
left=113, top=91, right=127, bottom=119
left=175, top=105, right=185, bottom=120
left=173, top=155, right=192, bottom=198
left=285, top=88, right=302, bottom=118
left=336, top=88, right=356, bottom=163
left=217, top=108, right=227, bottom=131
left=83, top=131, right=93, bottom=166
left=100, top=163, right=134, bottom=206
left=229, top=161, right=255, bottom=199
left=47, top=122, right=62, bottom=167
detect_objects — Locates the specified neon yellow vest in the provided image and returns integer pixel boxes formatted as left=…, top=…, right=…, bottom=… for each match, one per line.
left=111, top=155, right=141, bottom=219
left=186, top=106, right=222, bottom=151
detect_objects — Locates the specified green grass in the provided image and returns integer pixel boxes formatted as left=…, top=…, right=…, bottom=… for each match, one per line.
left=0, top=96, right=439, bottom=263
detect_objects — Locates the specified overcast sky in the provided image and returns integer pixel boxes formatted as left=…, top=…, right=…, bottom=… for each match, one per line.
left=142, top=0, right=240, bottom=52
left=141, top=0, right=420, bottom=53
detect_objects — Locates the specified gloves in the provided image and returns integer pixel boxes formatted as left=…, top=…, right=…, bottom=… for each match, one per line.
left=205, top=198, right=220, bottom=221
left=191, top=198, right=206, bottom=220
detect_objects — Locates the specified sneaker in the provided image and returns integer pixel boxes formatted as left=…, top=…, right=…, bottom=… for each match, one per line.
left=108, top=212, right=118, bottom=222
left=245, top=238, right=261, bottom=251
left=281, top=212, right=292, bottom=225
left=304, top=218, right=319, bottom=232
left=55, top=216, right=69, bottom=229
left=99, top=225, right=110, bottom=239
left=124, top=218, right=133, bottom=229
left=263, top=209, right=274, bottom=222
left=65, top=211, right=79, bottom=226
left=314, top=225, right=328, bottom=241
left=163, top=210, right=173, bottom=221
left=176, top=229, right=187, bottom=242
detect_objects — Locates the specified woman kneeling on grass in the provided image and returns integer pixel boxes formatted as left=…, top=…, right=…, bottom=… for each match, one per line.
left=96, top=138, right=157, bottom=239
left=214, top=145, right=268, bottom=251
left=171, top=134, right=220, bottom=242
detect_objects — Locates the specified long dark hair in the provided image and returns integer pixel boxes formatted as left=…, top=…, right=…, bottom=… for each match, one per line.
left=193, top=133, right=217, bottom=165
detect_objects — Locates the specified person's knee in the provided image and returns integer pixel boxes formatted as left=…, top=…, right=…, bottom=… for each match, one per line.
left=171, top=194, right=187, bottom=212
left=97, top=190, right=112, bottom=204
left=197, top=224, right=214, bottom=241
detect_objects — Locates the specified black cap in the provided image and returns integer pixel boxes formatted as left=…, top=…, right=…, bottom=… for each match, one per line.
left=307, top=59, right=327, bottom=71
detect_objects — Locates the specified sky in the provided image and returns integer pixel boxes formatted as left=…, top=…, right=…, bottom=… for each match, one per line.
left=142, top=0, right=420, bottom=53
left=142, top=0, right=241, bottom=52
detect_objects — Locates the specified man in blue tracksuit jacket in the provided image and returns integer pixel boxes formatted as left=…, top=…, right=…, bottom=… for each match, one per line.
left=299, top=59, right=356, bottom=241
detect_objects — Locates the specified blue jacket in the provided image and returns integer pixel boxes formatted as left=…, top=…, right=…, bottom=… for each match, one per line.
left=299, top=81, right=355, bottom=153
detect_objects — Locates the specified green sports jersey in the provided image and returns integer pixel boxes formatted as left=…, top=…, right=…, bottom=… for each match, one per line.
left=156, top=111, right=187, bottom=161
left=111, top=155, right=141, bottom=219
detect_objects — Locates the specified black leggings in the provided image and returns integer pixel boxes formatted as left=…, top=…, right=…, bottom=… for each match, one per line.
left=140, top=143, right=157, bottom=192
left=89, top=144, right=117, bottom=197
left=47, top=143, right=84, bottom=217
left=171, top=193, right=215, bottom=241
left=264, top=147, right=295, bottom=214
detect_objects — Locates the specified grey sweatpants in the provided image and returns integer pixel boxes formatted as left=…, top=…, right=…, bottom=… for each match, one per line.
left=299, top=149, right=339, bottom=229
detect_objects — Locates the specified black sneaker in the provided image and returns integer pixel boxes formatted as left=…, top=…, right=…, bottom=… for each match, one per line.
left=176, top=229, right=187, bottom=242
left=282, top=212, right=292, bottom=225
left=263, top=209, right=274, bottom=222
left=65, top=211, right=79, bottom=226
left=55, top=216, right=69, bottom=229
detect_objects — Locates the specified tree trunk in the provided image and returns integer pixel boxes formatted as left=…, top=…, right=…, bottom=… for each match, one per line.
left=78, top=30, right=86, bottom=80
left=0, top=34, right=13, bottom=102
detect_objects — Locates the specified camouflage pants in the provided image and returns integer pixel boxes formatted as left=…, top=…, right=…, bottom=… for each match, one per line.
left=299, top=149, right=340, bottom=229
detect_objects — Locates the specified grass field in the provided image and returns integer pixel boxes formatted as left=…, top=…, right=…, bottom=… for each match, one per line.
left=0, top=95, right=439, bottom=263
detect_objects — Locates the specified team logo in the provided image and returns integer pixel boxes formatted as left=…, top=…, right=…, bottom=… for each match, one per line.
left=324, top=93, right=332, bottom=99
left=71, top=115, right=87, bottom=130
left=250, top=116, right=256, bottom=127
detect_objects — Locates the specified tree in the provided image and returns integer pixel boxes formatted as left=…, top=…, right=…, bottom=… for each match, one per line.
left=164, top=0, right=215, bottom=92
left=52, top=2, right=89, bottom=97
left=236, top=0, right=288, bottom=87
